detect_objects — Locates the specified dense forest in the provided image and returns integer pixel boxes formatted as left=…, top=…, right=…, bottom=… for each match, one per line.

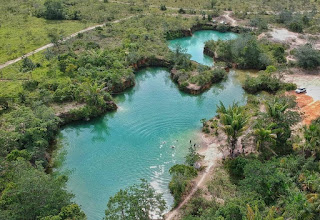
left=0, top=0, right=320, bottom=219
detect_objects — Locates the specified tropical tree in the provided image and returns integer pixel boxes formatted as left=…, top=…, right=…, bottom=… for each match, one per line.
left=41, top=204, right=86, bottom=220
left=105, top=179, right=166, bottom=220
left=303, top=119, right=320, bottom=159
left=265, top=99, right=288, bottom=121
left=185, top=145, right=202, bottom=167
left=254, top=123, right=280, bottom=156
left=217, top=102, right=249, bottom=157
left=247, top=205, right=283, bottom=220
left=0, top=160, right=73, bottom=220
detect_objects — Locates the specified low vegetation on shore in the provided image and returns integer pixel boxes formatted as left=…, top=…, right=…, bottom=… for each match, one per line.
left=175, top=92, right=320, bottom=219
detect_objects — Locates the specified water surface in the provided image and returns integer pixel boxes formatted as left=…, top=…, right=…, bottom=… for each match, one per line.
left=59, top=30, right=244, bottom=220
left=169, top=30, right=237, bottom=66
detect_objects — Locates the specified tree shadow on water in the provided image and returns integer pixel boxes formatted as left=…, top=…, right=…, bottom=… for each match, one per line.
left=90, top=117, right=110, bottom=143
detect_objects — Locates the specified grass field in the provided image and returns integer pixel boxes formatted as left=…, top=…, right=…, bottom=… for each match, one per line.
left=0, top=0, right=142, bottom=64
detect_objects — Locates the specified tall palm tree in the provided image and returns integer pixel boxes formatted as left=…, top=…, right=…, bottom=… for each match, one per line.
left=254, top=123, right=280, bottom=156
left=217, top=102, right=248, bottom=157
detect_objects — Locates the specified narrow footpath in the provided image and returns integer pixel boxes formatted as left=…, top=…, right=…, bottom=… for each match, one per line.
left=0, top=15, right=137, bottom=70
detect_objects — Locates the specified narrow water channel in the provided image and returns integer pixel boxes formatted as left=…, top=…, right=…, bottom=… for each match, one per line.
left=58, top=30, right=244, bottom=220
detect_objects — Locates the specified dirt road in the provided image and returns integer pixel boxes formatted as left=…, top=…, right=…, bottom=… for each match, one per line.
left=0, top=15, right=137, bottom=70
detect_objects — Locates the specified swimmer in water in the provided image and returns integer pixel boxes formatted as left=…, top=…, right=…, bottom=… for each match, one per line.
left=171, top=145, right=175, bottom=149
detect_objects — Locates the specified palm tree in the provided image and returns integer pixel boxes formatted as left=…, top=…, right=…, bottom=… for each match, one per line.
left=303, top=121, right=320, bottom=158
left=254, top=123, right=280, bottom=156
left=217, top=102, right=248, bottom=157
left=265, top=98, right=288, bottom=120
left=247, top=204, right=283, bottom=220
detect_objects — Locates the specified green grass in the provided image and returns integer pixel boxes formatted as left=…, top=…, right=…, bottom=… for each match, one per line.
left=0, top=18, right=93, bottom=64
left=0, top=0, right=142, bottom=64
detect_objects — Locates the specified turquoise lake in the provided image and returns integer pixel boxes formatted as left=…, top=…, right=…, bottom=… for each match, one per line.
left=59, top=30, right=244, bottom=220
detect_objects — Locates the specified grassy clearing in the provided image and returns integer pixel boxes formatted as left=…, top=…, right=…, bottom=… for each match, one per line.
left=0, top=0, right=142, bottom=64
left=0, top=18, right=92, bottom=64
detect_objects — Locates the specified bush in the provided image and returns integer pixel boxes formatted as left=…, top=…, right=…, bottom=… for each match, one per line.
left=23, top=80, right=39, bottom=91
left=178, top=8, right=186, bottom=14
left=225, top=157, right=248, bottom=181
left=289, top=21, right=303, bottom=33
left=295, top=44, right=320, bottom=70
left=43, top=0, right=65, bottom=20
left=21, top=57, right=36, bottom=72
left=212, top=68, right=227, bottom=82
left=272, top=46, right=286, bottom=63
left=205, top=35, right=276, bottom=70
left=160, top=4, right=167, bottom=11
left=283, top=82, right=297, bottom=91
left=243, top=73, right=281, bottom=94
left=240, top=160, right=288, bottom=205
left=169, top=164, right=197, bottom=206
left=250, top=17, right=268, bottom=31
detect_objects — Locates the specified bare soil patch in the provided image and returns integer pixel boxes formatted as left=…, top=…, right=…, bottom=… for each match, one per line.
left=287, top=91, right=320, bottom=125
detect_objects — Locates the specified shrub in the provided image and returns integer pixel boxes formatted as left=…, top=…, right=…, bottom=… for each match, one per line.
left=283, top=83, right=297, bottom=91
left=21, top=57, right=36, bottom=72
left=240, top=160, right=288, bottom=205
left=212, top=68, right=227, bottom=82
left=272, top=46, right=286, bottom=63
left=243, top=73, right=281, bottom=94
left=43, top=0, right=65, bottom=20
left=23, top=80, right=39, bottom=91
left=250, top=17, right=268, bottom=30
left=160, top=4, right=167, bottom=11
left=178, top=8, right=186, bottom=14
left=225, top=157, right=248, bottom=181
left=169, top=164, right=197, bottom=206
left=289, top=21, right=303, bottom=33
left=295, top=44, right=320, bottom=70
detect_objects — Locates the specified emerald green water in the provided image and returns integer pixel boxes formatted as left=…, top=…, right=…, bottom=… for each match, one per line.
left=59, top=30, right=243, bottom=220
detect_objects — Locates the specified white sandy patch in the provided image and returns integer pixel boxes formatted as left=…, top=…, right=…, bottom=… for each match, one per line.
left=283, top=69, right=320, bottom=101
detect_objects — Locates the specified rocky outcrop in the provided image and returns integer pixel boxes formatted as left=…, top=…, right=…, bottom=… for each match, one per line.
left=131, top=56, right=173, bottom=71
left=203, top=46, right=215, bottom=58
left=57, top=100, right=117, bottom=126
left=170, top=68, right=214, bottom=95
left=166, top=22, right=251, bottom=40
left=183, top=83, right=213, bottom=95
left=165, top=29, right=192, bottom=40
left=110, top=77, right=135, bottom=94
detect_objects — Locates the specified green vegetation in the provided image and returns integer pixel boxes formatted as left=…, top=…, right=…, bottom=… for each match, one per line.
left=1, top=0, right=319, bottom=219
left=179, top=93, right=320, bottom=220
left=169, top=146, right=202, bottom=206
left=0, top=13, right=223, bottom=219
left=0, top=159, right=78, bottom=220
left=216, top=102, right=248, bottom=157
left=0, top=0, right=140, bottom=63
left=204, top=35, right=286, bottom=70
left=105, top=179, right=166, bottom=219
left=295, top=44, right=320, bottom=70
left=242, top=66, right=296, bottom=94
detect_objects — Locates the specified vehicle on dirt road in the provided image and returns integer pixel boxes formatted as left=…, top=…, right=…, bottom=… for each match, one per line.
left=295, top=88, right=307, bottom=94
